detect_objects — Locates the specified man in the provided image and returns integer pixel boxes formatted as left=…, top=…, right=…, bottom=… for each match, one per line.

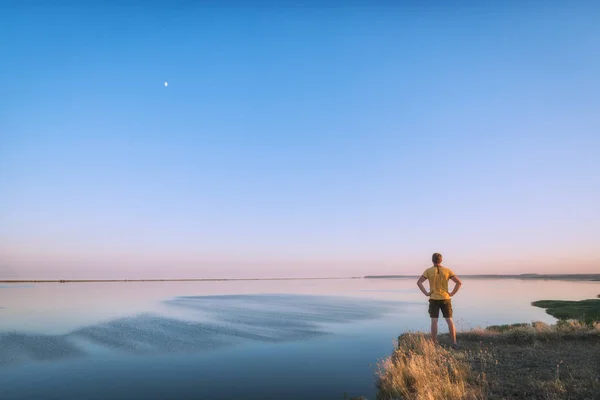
left=417, top=253, right=462, bottom=348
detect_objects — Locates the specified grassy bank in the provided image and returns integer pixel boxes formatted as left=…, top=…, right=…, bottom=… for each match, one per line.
left=375, top=321, right=600, bottom=399
left=532, top=299, right=600, bottom=324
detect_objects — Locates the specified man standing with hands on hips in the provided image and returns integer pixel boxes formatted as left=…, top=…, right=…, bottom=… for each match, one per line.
left=417, top=253, right=462, bottom=349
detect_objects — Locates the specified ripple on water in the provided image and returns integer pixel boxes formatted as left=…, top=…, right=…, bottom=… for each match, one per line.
left=0, top=293, right=401, bottom=367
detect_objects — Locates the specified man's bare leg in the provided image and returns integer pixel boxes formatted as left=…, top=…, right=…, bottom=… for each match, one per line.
left=430, top=318, right=438, bottom=343
left=445, top=317, right=457, bottom=345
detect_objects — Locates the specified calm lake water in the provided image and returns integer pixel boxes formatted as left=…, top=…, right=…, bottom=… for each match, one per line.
left=1, top=278, right=598, bottom=400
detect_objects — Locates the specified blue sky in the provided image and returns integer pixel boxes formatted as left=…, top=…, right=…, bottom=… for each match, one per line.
left=1, top=2, right=599, bottom=279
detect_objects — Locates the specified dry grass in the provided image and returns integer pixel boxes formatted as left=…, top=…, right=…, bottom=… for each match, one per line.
left=460, top=320, right=600, bottom=343
left=375, top=321, right=600, bottom=400
left=375, top=333, right=484, bottom=400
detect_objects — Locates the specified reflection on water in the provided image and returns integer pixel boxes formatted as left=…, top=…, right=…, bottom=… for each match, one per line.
left=0, top=285, right=34, bottom=289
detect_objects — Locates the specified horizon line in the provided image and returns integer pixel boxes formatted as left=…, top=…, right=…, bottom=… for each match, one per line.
left=1, top=273, right=600, bottom=283
left=0, top=277, right=363, bottom=283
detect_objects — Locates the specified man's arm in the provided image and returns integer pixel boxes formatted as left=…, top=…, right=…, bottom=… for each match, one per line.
left=417, top=275, right=430, bottom=297
left=449, top=275, right=462, bottom=297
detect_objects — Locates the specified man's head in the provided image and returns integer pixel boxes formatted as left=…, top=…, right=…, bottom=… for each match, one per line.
left=432, top=253, right=443, bottom=265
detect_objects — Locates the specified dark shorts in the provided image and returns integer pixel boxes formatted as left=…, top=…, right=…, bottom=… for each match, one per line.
left=428, top=299, right=452, bottom=318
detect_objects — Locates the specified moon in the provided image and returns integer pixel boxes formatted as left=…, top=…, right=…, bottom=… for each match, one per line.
left=164, top=82, right=168, bottom=87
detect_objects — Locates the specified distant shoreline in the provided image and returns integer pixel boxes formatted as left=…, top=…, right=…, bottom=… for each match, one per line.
left=365, top=274, right=600, bottom=281
left=0, top=277, right=363, bottom=284
left=1, top=273, right=599, bottom=283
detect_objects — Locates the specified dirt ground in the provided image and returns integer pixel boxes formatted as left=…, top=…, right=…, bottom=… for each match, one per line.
left=453, top=334, right=600, bottom=400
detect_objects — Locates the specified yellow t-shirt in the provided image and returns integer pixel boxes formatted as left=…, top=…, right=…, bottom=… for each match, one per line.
left=422, top=265, right=455, bottom=300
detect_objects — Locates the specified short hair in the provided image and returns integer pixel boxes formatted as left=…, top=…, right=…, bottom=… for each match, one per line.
left=432, top=253, right=443, bottom=264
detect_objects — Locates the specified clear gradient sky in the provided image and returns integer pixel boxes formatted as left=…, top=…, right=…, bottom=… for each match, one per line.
left=1, top=2, right=599, bottom=279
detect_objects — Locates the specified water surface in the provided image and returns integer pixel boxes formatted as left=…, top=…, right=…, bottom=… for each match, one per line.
left=1, top=278, right=598, bottom=399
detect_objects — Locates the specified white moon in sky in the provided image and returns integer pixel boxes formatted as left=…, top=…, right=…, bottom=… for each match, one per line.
left=164, top=82, right=168, bottom=87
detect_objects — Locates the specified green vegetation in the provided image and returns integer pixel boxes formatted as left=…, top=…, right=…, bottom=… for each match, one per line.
left=532, top=299, right=600, bottom=324
left=485, top=322, right=530, bottom=333
left=374, top=321, right=600, bottom=400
